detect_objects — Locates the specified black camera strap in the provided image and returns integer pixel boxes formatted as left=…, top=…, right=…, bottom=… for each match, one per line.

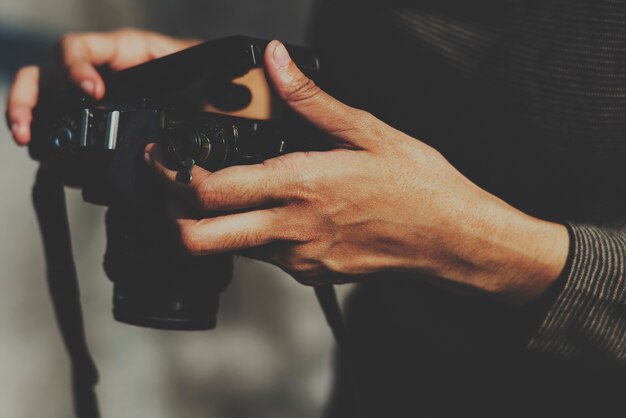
left=314, top=285, right=363, bottom=417
left=33, top=162, right=359, bottom=418
left=33, top=165, right=101, bottom=418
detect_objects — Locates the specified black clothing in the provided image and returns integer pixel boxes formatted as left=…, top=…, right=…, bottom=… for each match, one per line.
left=312, top=1, right=626, bottom=416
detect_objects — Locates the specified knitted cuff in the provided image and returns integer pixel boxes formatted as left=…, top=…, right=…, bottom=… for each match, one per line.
left=527, top=223, right=626, bottom=364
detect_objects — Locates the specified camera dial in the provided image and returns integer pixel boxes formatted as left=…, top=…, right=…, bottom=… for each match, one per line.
left=50, top=116, right=79, bottom=150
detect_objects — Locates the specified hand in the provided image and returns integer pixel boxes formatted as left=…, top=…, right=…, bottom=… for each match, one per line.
left=6, top=28, right=200, bottom=145
left=147, top=40, right=569, bottom=302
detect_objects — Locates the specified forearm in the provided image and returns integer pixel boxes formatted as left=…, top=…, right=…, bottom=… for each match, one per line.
left=412, top=184, right=569, bottom=304
left=436, top=194, right=625, bottom=363
left=145, top=38, right=624, bottom=365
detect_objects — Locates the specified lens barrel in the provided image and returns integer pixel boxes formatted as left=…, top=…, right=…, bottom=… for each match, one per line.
left=103, top=205, right=233, bottom=330
left=112, top=277, right=224, bottom=330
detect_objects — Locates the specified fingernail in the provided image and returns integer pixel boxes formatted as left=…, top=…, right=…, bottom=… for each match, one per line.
left=272, top=41, right=291, bottom=69
left=80, top=80, right=95, bottom=95
left=144, top=151, right=153, bottom=166
left=11, top=123, right=20, bottom=138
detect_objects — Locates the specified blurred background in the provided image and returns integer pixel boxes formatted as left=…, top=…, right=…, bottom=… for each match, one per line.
left=0, top=1, right=353, bottom=417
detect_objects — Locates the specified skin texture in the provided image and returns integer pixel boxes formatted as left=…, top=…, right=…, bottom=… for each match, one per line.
left=146, top=40, right=569, bottom=303
left=6, top=30, right=569, bottom=304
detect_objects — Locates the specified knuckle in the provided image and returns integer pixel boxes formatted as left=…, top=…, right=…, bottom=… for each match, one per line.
left=321, top=257, right=353, bottom=275
left=261, top=154, right=295, bottom=175
left=356, top=110, right=376, bottom=129
left=285, top=246, right=322, bottom=275
left=262, top=155, right=307, bottom=198
left=56, top=33, right=86, bottom=65
left=284, top=76, right=320, bottom=104
left=320, top=257, right=341, bottom=274
left=260, top=157, right=296, bottom=194
left=322, top=108, right=376, bottom=141
left=340, top=109, right=392, bottom=149
left=354, top=110, right=380, bottom=136
left=196, top=181, right=226, bottom=209
left=269, top=247, right=324, bottom=285
left=57, top=33, right=78, bottom=52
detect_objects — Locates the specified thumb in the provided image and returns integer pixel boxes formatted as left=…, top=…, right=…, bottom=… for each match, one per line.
left=264, top=40, right=376, bottom=149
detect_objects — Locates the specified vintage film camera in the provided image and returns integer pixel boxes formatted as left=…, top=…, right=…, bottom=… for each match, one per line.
left=30, top=36, right=322, bottom=331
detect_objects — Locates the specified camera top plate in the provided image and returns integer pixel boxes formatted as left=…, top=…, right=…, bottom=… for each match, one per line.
left=29, top=36, right=323, bottom=196
left=102, top=35, right=321, bottom=104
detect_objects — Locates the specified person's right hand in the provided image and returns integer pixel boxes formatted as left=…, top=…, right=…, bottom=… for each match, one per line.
left=6, top=28, right=200, bottom=146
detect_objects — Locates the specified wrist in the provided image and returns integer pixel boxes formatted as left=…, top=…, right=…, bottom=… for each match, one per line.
left=496, top=215, right=569, bottom=302
left=441, top=196, right=570, bottom=303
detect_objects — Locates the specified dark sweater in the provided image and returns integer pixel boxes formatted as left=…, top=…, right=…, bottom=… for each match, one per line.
left=312, top=0, right=625, bottom=416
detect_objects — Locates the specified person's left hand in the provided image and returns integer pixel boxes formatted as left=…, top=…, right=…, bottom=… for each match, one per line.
left=146, top=40, right=568, bottom=301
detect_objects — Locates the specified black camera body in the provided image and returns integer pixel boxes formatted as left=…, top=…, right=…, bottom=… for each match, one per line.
left=30, top=36, right=322, bottom=330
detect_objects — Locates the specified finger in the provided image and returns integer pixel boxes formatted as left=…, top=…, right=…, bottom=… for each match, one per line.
left=145, top=143, right=290, bottom=211
left=264, top=40, right=380, bottom=149
left=6, top=66, right=40, bottom=145
left=170, top=204, right=286, bottom=255
left=58, top=32, right=119, bottom=99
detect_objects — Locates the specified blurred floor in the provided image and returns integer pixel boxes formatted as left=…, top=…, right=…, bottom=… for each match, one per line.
left=0, top=1, right=351, bottom=417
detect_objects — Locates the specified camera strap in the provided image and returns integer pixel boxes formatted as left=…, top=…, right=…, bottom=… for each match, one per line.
left=33, top=165, right=101, bottom=418
left=314, top=285, right=363, bottom=417
left=33, top=162, right=358, bottom=418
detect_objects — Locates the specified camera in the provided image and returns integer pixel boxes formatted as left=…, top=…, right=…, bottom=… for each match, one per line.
left=29, top=36, right=322, bottom=330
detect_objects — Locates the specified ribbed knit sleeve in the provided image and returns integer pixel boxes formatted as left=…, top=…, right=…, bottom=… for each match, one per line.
left=527, top=223, right=626, bottom=364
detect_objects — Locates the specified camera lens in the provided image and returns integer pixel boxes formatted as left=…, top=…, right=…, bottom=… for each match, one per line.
left=103, top=204, right=233, bottom=331
left=111, top=278, right=226, bottom=330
